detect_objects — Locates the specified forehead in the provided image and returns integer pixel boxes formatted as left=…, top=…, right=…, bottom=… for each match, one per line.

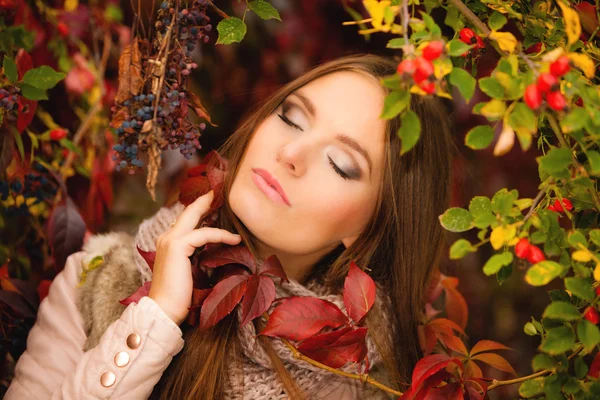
left=291, top=71, right=387, bottom=160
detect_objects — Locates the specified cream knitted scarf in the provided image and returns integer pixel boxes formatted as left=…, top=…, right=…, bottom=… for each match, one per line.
left=133, top=202, right=395, bottom=399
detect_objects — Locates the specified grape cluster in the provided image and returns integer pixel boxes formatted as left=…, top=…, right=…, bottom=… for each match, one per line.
left=0, top=86, right=21, bottom=112
left=110, top=0, right=212, bottom=170
left=0, top=163, right=57, bottom=217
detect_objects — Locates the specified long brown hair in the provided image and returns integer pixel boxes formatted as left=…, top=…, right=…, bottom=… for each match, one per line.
left=150, top=53, right=456, bottom=399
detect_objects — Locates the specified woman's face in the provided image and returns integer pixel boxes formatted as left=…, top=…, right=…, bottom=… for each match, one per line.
left=229, top=70, right=386, bottom=259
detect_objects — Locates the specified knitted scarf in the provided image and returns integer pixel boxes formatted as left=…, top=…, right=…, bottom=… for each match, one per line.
left=134, top=202, right=396, bottom=399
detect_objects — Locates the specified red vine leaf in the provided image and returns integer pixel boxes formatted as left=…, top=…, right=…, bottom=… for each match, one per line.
left=400, top=369, right=454, bottom=400
left=179, top=175, right=211, bottom=206
left=137, top=245, right=156, bottom=271
left=186, top=287, right=213, bottom=326
left=115, top=37, right=143, bottom=103
left=197, top=244, right=256, bottom=274
left=400, top=353, right=464, bottom=400
left=343, top=261, right=375, bottom=324
left=471, top=353, right=517, bottom=376
left=428, top=317, right=466, bottom=337
left=187, top=90, right=217, bottom=127
left=17, top=97, right=37, bottom=133
left=258, top=254, right=289, bottom=283
left=465, top=378, right=488, bottom=400
left=297, top=326, right=368, bottom=369
left=260, top=297, right=348, bottom=341
left=440, top=333, right=468, bottom=356
left=469, top=339, right=512, bottom=356
left=15, top=49, right=33, bottom=80
left=200, top=274, right=248, bottom=331
left=240, top=274, right=276, bottom=327
left=119, top=281, right=152, bottom=306
left=426, top=381, right=464, bottom=399
left=463, top=360, right=483, bottom=380
left=178, top=151, right=227, bottom=208
left=47, top=197, right=86, bottom=272
left=37, top=279, right=52, bottom=303
left=0, top=133, right=14, bottom=174
left=441, top=275, right=468, bottom=330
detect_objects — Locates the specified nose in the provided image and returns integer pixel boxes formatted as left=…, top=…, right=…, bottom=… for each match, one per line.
left=277, top=140, right=308, bottom=176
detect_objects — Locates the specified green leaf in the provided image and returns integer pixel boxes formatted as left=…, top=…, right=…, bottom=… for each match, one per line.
left=483, top=251, right=513, bottom=276
left=480, top=98, right=506, bottom=120
left=525, top=261, right=565, bottom=286
left=381, top=90, right=410, bottom=120
left=473, top=212, right=497, bottom=229
left=479, top=77, right=505, bottom=99
left=542, top=301, right=581, bottom=321
left=532, top=353, right=555, bottom=371
left=3, top=56, right=17, bottom=83
left=574, top=357, right=588, bottom=379
left=469, top=196, right=492, bottom=214
left=22, top=66, right=66, bottom=89
left=446, top=39, right=473, bottom=56
left=519, top=377, right=545, bottom=398
left=488, top=11, right=508, bottom=30
left=578, top=319, right=600, bottom=351
left=9, top=126, right=24, bottom=160
left=568, top=230, right=588, bottom=249
left=439, top=207, right=474, bottom=232
left=216, top=17, right=247, bottom=45
left=386, top=38, right=407, bottom=49
left=491, top=188, right=518, bottom=216
left=449, top=238, right=477, bottom=260
left=565, top=277, right=594, bottom=301
left=420, top=10, right=441, bottom=36
left=524, top=322, right=538, bottom=336
left=248, top=0, right=282, bottom=21
left=465, top=125, right=494, bottom=150
left=590, top=229, right=600, bottom=246
left=561, top=107, right=589, bottom=133
left=449, top=68, right=476, bottom=102
left=540, top=326, right=575, bottom=355
left=20, top=84, right=48, bottom=100
left=104, top=3, right=124, bottom=23
left=587, top=150, right=600, bottom=175
left=538, top=147, right=572, bottom=175
left=508, top=102, right=537, bottom=135
left=397, top=109, right=421, bottom=155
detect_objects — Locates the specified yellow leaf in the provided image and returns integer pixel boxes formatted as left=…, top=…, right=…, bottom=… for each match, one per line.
left=490, top=226, right=506, bottom=250
left=494, top=124, right=515, bottom=156
left=480, top=99, right=506, bottom=120
left=363, top=0, right=400, bottom=32
left=572, top=250, right=593, bottom=263
left=557, top=1, right=581, bottom=47
left=64, top=0, right=78, bottom=12
left=508, top=237, right=520, bottom=246
left=433, top=57, right=453, bottom=79
left=567, top=52, right=595, bottom=79
left=594, top=263, right=600, bottom=282
left=489, top=31, right=517, bottom=53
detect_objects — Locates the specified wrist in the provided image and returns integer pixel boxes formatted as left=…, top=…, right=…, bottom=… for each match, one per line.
left=148, top=294, right=184, bottom=325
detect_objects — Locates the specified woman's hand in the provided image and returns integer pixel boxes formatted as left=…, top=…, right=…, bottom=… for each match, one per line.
left=148, top=190, right=242, bottom=325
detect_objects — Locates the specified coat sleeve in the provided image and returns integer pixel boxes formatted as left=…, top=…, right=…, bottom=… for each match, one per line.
left=4, top=251, right=185, bottom=400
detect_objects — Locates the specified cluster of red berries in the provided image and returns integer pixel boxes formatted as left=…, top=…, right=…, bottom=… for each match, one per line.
left=547, top=197, right=573, bottom=214
left=515, top=238, right=546, bottom=264
left=395, top=41, right=444, bottom=94
left=458, top=28, right=485, bottom=56
left=524, top=56, right=571, bottom=112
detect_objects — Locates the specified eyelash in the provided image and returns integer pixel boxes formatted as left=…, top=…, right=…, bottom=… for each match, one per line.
left=277, top=105, right=350, bottom=180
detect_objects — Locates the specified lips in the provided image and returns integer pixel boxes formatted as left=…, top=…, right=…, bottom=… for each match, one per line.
left=251, top=168, right=291, bottom=206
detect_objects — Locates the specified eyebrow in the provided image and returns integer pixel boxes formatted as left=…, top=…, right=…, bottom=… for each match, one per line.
left=290, top=91, right=373, bottom=177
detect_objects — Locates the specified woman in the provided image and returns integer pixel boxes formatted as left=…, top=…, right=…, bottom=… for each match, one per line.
left=5, top=53, right=454, bottom=399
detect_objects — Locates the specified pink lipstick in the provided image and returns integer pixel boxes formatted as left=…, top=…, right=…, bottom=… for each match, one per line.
left=251, top=168, right=291, bottom=207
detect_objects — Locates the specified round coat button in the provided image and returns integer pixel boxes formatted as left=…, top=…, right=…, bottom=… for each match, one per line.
left=126, top=333, right=141, bottom=349
left=100, top=371, right=116, bottom=387
left=114, top=351, right=130, bottom=367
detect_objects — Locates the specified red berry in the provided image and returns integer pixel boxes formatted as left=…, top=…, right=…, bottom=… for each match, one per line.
left=525, top=42, right=543, bottom=54
left=57, top=22, right=69, bottom=38
left=50, top=128, right=67, bottom=141
left=422, top=41, right=444, bottom=61
left=547, top=204, right=558, bottom=213
left=524, top=84, right=543, bottom=110
left=575, top=97, right=584, bottom=107
left=515, top=238, right=531, bottom=259
left=546, top=90, right=567, bottom=111
left=413, top=57, right=434, bottom=84
left=459, top=28, right=477, bottom=45
left=475, top=35, right=485, bottom=49
left=537, top=73, right=559, bottom=93
left=396, top=59, right=416, bottom=78
left=550, top=56, right=571, bottom=77
left=527, top=245, right=546, bottom=264
left=595, top=287, right=600, bottom=297
left=584, top=306, right=600, bottom=325
left=418, top=80, right=435, bottom=94
left=553, top=198, right=573, bottom=213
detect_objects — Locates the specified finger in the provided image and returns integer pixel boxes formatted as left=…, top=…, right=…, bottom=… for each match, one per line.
left=171, top=190, right=215, bottom=234
left=181, top=227, right=242, bottom=250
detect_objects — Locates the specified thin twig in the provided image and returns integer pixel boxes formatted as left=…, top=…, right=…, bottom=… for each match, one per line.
left=208, top=0, right=229, bottom=19
left=523, top=187, right=547, bottom=223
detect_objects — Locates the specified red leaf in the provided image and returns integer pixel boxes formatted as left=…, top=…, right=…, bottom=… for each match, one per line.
left=425, top=267, right=444, bottom=303
left=409, top=354, right=464, bottom=395
left=212, top=264, right=251, bottom=282
left=297, top=326, right=368, bottom=368
left=186, top=287, right=213, bottom=326
left=440, top=333, right=468, bottom=356
left=441, top=275, right=468, bottom=330
left=37, top=279, right=52, bottom=303
left=471, top=353, right=517, bottom=376
left=260, top=297, right=349, bottom=341
left=428, top=318, right=466, bottom=337
left=197, top=244, right=256, bottom=274
left=418, top=324, right=438, bottom=356
left=0, top=291, right=36, bottom=318
left=0, top=131, right=15, bottom=172
left=400, top=369, right=454, bottom=400
left=240, top=275, right=276, bottom=327
left=469, top=340, right=512, bottom=356
left=465, top=378, right=488, bottom=399
left=187, top=163, right=207, bottom=177
left=200, top=274, right=248, bottom=330
left=179, top=175, right=211, bottom=206
left=343, top=260, right=376, bottom=324
left=426, top=382, right=464, bottom=400
left=15, top=49, right=33, bottom=79
left=119, top=281, right=152, bottom=306
left=17, top=96, right=37, bottom=133
left=589, top=352, right=600, bottom=378
left=47, top=197, right=86, bottom=272
left=0, top=263, right=8, bottom=279
left=463, top=360, right=483, bottom=380
left=258, top=254, right=289, bottom=283
left=137, top=246, right=156, bottom=272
